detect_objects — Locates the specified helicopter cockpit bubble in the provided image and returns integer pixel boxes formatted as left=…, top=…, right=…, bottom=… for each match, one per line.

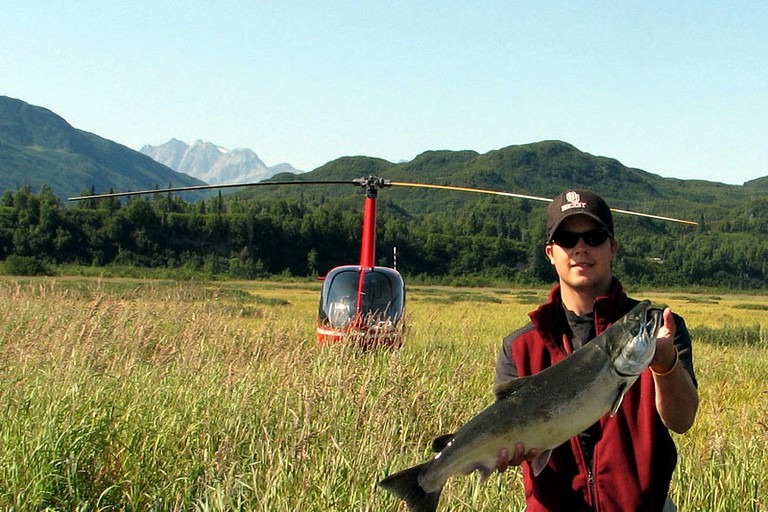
left=318, top=265, right=405, bottom=331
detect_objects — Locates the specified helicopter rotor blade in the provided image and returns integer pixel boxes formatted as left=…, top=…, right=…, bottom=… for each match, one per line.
left=389, top=181, right=698, bottom=226
left=68, top=175, right=697, bottom=226
left=603, top=207, right=698, bottom=226
left=67, top=179, right=357, bottom=201
left=389, top=181, right=552, bottom=203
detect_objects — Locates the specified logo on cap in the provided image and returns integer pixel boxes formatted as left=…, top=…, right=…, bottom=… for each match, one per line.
left=561, top=191, right=586, bottom=212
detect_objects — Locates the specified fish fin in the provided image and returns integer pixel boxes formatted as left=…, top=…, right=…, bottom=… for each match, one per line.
left=610, top=382, right=628, bottom=416
left=493, top=377, right=529, bottom=399
left=379, top=462, right=442, bottom=512
left=530, top=449, right=552, bottom=477
left=431, top=433, right=454, bottom=453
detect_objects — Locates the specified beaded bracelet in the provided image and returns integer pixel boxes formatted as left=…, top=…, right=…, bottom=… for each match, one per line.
left=652, top=346, right=680, bottom=377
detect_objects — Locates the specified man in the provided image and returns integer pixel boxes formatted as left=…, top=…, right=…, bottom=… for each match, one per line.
left=494, top=190, right=698, bottom=511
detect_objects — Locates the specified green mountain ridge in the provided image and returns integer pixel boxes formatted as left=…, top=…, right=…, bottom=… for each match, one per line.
left=250, top=141, right=763, bottom=224
left=0, top=96, right=206, bottom=199
left=1, top=95, right=766, bottom=224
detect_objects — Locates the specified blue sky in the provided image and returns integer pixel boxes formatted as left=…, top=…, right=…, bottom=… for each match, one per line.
left=3, top=1, right=767, bottom=184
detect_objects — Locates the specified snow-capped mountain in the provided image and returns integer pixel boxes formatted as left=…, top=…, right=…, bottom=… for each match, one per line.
left=139, top=139, right=300, bottom=184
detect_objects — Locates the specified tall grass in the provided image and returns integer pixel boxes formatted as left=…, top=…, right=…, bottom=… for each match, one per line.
left=0, top=278, right=766, bottom=511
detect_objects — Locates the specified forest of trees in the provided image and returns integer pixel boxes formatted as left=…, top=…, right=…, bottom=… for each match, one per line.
left=1, top=185, right=767, bottom=289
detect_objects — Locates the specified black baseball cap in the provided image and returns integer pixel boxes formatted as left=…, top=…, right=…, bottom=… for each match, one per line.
left=546, top=190, right=614, bottom=241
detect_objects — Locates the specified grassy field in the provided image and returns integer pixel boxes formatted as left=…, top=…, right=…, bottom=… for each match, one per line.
left=0, top=277, right=766, bottom=511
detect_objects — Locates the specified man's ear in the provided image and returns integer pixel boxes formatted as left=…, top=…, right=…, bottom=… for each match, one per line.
left=545, top=244, right=555, bottom=265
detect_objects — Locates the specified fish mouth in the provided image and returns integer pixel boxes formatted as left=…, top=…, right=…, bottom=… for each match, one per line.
left=613, top=303, right=661, bottom=377
left=645, top=308, right=663, bottom=339
left=635, top=308, right=664, bottom=370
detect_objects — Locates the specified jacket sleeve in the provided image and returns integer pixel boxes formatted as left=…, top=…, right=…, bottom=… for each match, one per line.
left=495, top=331, right=521, bottom=387
left=673, top=313, right=697, bottom=388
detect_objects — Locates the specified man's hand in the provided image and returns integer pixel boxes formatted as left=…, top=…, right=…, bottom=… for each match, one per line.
left=650, top=307, right=677, bottom=374
left=495, top=443, right=540, bottom=473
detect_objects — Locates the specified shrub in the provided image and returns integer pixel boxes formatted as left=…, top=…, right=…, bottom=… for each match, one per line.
left=2, top=255, right=52, bottom=276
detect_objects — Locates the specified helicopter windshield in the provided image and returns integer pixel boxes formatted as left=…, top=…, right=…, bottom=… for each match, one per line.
left=318, top=266, right=405, bottom=329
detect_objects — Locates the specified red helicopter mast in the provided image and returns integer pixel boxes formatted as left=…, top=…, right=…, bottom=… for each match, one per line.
left=359, top=183, right=378, bottom=268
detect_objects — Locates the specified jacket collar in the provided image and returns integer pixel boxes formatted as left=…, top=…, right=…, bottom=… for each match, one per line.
left=529, top=278, right=630, bottom=354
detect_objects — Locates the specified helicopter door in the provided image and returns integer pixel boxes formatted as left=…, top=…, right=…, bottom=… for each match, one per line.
left=319, top=266, right=359, bottom=329
left=359, top=267, right=405, bottom=326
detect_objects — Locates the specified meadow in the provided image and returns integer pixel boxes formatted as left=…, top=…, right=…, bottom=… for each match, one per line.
left=0, top=276, right=766, bottom=511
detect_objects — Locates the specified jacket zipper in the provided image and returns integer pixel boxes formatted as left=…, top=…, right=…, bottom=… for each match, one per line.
left=579, top=435, right=599, bottom=511
left=587, top=464, right=597, bottom=511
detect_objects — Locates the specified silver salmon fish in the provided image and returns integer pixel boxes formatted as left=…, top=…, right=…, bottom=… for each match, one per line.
left=379, top=300, right=662, bottom=512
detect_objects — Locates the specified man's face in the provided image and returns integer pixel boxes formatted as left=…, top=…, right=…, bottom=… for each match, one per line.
left=545, top=215, right=618, bottom=293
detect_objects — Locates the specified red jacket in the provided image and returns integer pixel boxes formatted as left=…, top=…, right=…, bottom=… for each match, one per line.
left=500, top=280, right=677, bottom=511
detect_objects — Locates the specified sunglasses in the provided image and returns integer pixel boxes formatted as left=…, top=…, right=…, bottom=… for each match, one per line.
left=551, top=229, right=611, bottom=248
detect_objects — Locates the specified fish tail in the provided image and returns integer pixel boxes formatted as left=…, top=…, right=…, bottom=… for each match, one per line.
left=379, top=462, right=442, bottom=512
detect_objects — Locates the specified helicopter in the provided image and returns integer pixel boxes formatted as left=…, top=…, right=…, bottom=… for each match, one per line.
left=69, top=176, right=698, bottom=348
